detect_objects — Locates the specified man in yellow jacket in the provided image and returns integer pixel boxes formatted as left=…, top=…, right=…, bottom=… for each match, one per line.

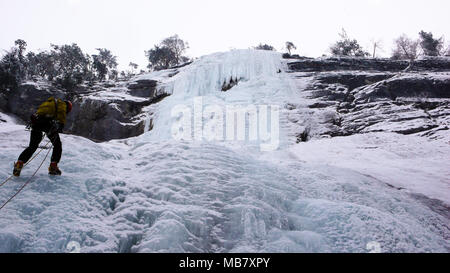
left=13, top=97, right=73, bottom=176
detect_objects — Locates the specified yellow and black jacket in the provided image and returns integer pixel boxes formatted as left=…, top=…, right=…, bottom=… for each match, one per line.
left=36, top=97, right=67, bottom=125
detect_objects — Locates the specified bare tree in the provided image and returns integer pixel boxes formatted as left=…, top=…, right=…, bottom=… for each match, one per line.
left=438, top=37, right=449, bottom=56
left=444, top=44, right=450, bottom=56
left=370, top=39, right=383, bottom=58
left=392, top=34, right=419, bottom=61
left=285, top=41, right=297, bottom=55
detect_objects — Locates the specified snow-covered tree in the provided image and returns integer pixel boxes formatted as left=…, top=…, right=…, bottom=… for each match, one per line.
left=14, top=39, right=27, bottom=65
left=0, top=39, right=29, bottom=90
left=419, top=31, right=444, bottom=57
left=129, top=62, right=138, bottom=74
left=146, top=46, right=177, bottom=71
left=146, top=35, right=189, bottom=71
left=255, top=43, right=276, bottom=51
left=330, top=29, right=369, bottom=57
left=161, top=35, right=189, bottom=65
left=92, top=48, right=118, bottom=81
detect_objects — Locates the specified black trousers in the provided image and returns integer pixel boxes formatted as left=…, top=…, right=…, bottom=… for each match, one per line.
left=18, top=127, right=62, bottom=164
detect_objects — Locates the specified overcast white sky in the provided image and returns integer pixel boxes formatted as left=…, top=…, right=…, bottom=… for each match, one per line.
left=1, top=0, right=449, bottom=70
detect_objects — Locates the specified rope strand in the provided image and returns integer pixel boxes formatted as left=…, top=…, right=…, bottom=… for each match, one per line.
left=0, top=145, right=53, bottom=211
left=0, top=140, right=52, bottom=188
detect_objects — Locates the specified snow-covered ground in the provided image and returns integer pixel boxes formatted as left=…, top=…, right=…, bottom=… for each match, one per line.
left=0, top=50, right=449, bottom=253
left=289, top=133, right=450, bottom=205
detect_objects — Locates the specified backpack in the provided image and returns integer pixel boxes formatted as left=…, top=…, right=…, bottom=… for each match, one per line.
left=36, top=97, right=67, bottom=125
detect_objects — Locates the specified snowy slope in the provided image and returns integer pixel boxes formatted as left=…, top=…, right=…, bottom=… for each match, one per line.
left=289, top=133, right=450, bottom=204
left=0, top=50, right=449, bottom=253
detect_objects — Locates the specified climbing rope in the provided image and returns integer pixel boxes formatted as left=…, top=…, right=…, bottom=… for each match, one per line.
left=0, top=144, right=53, bottom=211
left=0, top=140, right=52, bottom=188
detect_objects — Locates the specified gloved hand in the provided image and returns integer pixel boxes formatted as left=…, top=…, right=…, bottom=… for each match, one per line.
left=26, top=114, right=38, bottom=130
left=30, top=114, right=38, bottom=125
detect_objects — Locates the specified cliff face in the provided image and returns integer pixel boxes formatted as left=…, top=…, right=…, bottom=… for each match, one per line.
left=285, top=57, right=450, bottom=142
left=287, top=56, right=450, bottom=72
left=1, top=56, right=449, bottom=143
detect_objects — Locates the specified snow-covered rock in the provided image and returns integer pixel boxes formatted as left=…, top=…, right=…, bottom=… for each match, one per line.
left=286, top=62, right=450, bottom=141
left=287, top=56, right=450, bottom=72
left=0, top=75, right=173, bottom=141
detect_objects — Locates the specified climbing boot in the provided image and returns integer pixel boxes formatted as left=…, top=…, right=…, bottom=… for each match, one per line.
left=48, top=162, right=62, bottom=176
left=13, top=161, right=24, bottom=177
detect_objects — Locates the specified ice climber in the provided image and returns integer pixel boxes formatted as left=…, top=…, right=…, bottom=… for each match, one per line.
left=13, top=97, right=73, bottom=176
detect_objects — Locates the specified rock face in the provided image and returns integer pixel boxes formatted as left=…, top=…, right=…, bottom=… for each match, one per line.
left=285, top=57, right=450, bottom=142
left=354, top=75, right=450, bottom=102
left=0, top=77, right=171, bottom=142
left=66, top=97, right=148, bottom=142
left=1, top=81, right=66, bottom=125
left=287, top=57, right=450, bottom=72
left=127, top=79, right=158, bottom=98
